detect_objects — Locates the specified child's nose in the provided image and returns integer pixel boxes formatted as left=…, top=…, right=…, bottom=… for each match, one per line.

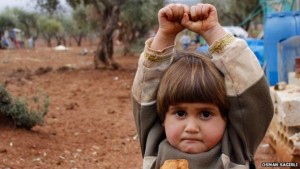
left=184, top=119, right=200, bottom=133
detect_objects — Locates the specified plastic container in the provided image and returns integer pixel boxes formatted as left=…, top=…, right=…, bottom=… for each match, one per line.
left=264, top=11, right=300, bottom=85
left=246, top=39, right=264, bottom=67
left=295, top=11, right=300, bottom=34
left=278, top=36, right=300, bottom=83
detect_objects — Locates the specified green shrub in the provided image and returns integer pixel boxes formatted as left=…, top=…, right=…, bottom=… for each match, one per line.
left=0, top=84, right=49, bottom=130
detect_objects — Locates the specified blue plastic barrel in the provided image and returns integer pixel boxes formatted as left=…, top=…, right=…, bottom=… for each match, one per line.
left=295, top=11, right=300, bottom=34
left=264, top=11, right=299, bottom=85
left=246, top=39, right=264, bottom=67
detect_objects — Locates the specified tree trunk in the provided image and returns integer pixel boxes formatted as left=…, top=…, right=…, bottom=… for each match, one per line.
left=76, top=36, right=82, bottom=46
left=47, top=40, right=51, bottom=47
left=123, top=42, right=131, bottom=56
left=122, top=28, right=135, bottom=56
left=120, top=23, right=130, bottom=56
left=45, top=36, right=52, bottom=47
left=73, top=32, right=84, bottom=47
left=94, top=28, right=118, bottom=69
left=94, top=6, right=120, bottom=70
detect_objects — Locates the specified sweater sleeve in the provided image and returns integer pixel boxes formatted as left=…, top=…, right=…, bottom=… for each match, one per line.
left=132, top=38, right=175, bottom=156
left=210, top=34, right=274, bottom=162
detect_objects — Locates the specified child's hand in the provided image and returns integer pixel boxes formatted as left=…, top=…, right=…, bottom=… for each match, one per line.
left=158, top=4, right=189, bottom=37
left=151, top=4, right=189, bottom=50
left=181, top=3, right=227, bottom=45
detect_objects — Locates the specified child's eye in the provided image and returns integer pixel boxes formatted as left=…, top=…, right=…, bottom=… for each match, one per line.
left=175, top=110, right=186, bottom=118
left=200, top=111, right=212, bottom=119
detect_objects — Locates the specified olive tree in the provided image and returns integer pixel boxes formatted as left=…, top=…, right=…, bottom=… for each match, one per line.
left=119, top=0, right=163, bottom=55
left=39, top=17, right=63, bottom=47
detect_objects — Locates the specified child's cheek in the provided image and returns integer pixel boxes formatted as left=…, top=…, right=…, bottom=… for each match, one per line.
left=165, top=125, right=182, bottom=144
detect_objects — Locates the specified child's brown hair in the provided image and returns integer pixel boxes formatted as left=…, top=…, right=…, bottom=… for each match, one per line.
left=157, top=51, right=229, bottom=121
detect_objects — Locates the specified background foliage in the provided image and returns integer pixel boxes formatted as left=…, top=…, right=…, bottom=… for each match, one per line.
left=0, top=85, right=49, bottom=129
left=0, top=0, right=262, bottom=55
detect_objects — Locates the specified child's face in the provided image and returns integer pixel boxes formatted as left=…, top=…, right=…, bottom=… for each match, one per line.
left=163, top=102, right=226, bottom=154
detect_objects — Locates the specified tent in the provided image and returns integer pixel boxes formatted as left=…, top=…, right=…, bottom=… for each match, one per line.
left=2, top=28, right=23, bottom=48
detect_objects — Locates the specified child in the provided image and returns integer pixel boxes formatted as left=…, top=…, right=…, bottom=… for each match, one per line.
left=132, top=3, right=273, bottom=169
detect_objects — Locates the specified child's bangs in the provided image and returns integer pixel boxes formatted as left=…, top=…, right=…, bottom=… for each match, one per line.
left=166, top=64, right=223, bottom=106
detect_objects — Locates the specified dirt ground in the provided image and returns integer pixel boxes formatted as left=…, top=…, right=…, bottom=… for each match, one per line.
left=0, top=44, right=277, bottom=169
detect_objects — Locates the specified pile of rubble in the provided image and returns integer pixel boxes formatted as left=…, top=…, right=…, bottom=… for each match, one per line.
left=269, top=78, right=300, bottom=162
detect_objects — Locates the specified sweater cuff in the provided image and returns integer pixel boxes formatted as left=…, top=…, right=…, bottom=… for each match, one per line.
left=209, top=34, right=235, bottom=54
left=144, top=38, right=175, bottom=62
